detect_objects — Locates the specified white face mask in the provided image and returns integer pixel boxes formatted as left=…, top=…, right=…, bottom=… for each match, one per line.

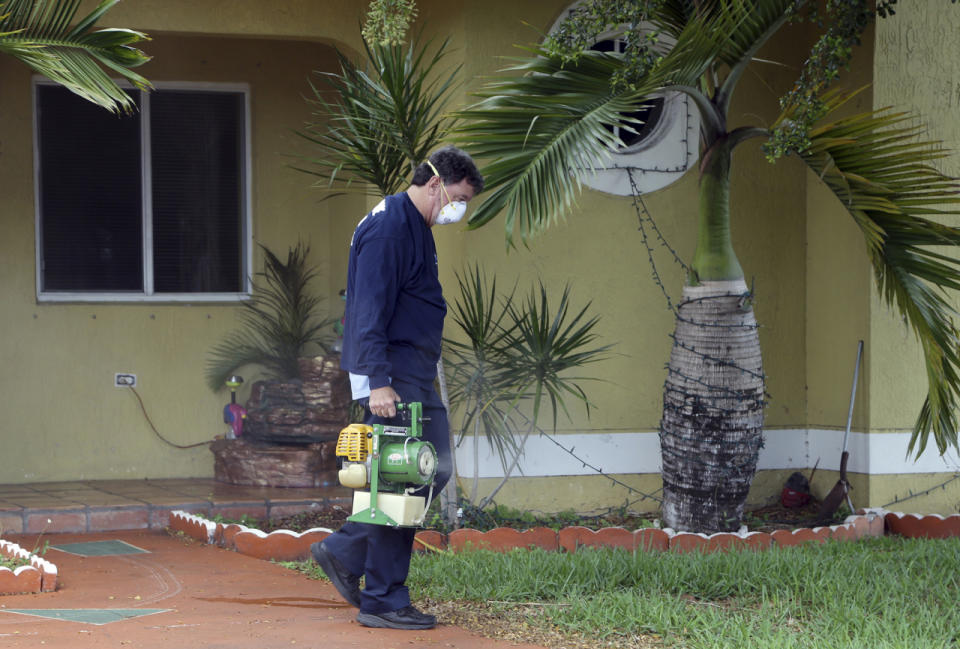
left=427, top=159, right=468, bottom=225
left=436, top=199, right=467, bottom=225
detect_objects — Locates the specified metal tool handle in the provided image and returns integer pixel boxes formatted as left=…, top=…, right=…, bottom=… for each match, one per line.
left=841, top=341, right=863, bottom=514
left=841, top=341, right=864, bottom=454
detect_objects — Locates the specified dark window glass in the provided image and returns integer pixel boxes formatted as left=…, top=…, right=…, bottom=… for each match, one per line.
left=36, top=85, right=245, bottom=296
left=38, top=86, right=143, bottom=291
left=151, top=90, right=244, bottom=293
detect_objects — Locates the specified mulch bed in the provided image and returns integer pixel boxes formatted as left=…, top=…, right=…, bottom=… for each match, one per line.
left=256, top=506, right=352, bottom=533
left=743, top=499, right=840, bottom=531
left=251, top=499, right=840, bottom=535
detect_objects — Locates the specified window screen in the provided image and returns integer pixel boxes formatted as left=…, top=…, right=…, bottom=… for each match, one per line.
left=36, top=84, right=248, bottom=299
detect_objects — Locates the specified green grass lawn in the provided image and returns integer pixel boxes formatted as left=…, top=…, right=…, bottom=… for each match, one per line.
left=288, top=536, right=960, bottom=648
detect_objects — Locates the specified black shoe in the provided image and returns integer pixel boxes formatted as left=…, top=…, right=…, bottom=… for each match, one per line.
left=310, top=541, right=361, bottom=608
left=356, top=605, right=437, bottom=630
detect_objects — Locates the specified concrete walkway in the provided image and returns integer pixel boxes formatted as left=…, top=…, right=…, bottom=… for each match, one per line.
left=0, top=530, right=547, bottom=649
left=0, top=479, right=352, bottom=535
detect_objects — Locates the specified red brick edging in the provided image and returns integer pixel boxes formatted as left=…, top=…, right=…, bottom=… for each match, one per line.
left=0, top=539, right=58, bottom=595
left=168, top=508, right=960, bottom=562
left=884, top=511, right=960, bottom=539
left=169, top=511, right=334, bottom=561
left=3, top=507, right=954, bottom=597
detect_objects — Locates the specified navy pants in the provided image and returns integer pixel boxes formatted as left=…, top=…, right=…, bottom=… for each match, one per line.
left=322, top=380, right=451, bottom=614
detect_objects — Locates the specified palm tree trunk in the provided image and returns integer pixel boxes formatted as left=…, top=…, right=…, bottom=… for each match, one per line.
left=660, top=284, right=765, bottom=533
left=660, top=142, right=764, bottom=533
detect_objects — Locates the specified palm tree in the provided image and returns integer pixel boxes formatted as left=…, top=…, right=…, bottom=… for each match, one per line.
left=0, top=0, right=151, bottom=113
left=454, top=0, right=960, bottom=532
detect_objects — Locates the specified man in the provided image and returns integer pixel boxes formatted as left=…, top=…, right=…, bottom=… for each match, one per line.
left=311, top=146, right=483, bottom=630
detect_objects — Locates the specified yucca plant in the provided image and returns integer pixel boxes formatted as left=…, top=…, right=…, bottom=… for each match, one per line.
left=294, top=32, right=460, bottom=195
left=454, top=0, right=960, bottom=531
left=444, top=265, right=612, bottom=508
left=0, top=0, right=151, bottom=113
left=206, top=243, right=334, bottom=390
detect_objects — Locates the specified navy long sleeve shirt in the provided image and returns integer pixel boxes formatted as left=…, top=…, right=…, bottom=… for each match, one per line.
left=340, top=192, right=446, bottom=397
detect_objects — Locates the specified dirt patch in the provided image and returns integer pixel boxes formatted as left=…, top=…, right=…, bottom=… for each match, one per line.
left=420, top=598, right=662, bottom=649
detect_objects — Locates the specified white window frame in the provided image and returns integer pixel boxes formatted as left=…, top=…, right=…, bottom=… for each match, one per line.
left=33, top=79, right=254, bottom=303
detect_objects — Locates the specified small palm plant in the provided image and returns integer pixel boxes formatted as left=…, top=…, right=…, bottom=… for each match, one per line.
left=444, top=264, right=612, bottom=508
left=206, top=242, right=334, bottom=390
left=444, top=267, right=524, bottom=503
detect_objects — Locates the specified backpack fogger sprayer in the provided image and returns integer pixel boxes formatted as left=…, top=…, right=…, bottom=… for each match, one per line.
left=335, top=402, right=437, bottom=527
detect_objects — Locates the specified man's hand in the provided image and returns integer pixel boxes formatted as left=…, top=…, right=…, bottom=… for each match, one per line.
left=369, top=385, right=402, bottom=418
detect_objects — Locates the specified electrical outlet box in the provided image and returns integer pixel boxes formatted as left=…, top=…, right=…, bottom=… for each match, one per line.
left=115, top=373, right=137, bottom=387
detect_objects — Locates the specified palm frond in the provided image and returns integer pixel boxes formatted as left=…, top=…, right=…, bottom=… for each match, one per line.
left=790, top=91, right=960, bottom=457
left=712, top=0, right=798, bottom=108
left=369, top=35, right=461, bottom=168
left=443, top=266, right=612, bottom=468
left=0, top=0, right=150, bottom=113
left=295, top=51, right=410, bottom=197
left=502, top=281, right=613, bottom=430
left=651, top=0, right=699, bottom=38
left=443, top=264, right=524, bottom=471
left=455, top=48, right=657, bottom=245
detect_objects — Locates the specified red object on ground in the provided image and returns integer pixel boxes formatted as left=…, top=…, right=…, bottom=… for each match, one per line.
left=781, top=487, right=811, bottom=508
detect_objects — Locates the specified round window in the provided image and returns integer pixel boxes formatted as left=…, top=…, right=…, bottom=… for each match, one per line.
left=550, top=5, right=699, bottom=196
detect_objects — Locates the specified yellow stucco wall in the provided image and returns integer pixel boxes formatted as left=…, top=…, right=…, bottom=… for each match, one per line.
left=803, top=13, right=874, bottom=434
left=0, top=1, right=825, bottom=489
left=101, top=0, right=366, bottom=52
left=3, top=1, right=957, bottom=517
left=859, top=5, right=960, bottom=514
left=0, top=29, right=364, bottom=482
left=872, top=4, right=960, bottom=432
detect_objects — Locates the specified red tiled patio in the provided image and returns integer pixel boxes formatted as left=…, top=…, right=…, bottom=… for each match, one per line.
left=0, top=479, right=352, bottom=535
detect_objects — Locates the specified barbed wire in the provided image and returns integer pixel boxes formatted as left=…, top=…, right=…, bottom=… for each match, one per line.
left=881, top=473, right=960, bottom=509
left=627, top=169, right=686, bottom=313
left=535, top=429, right=664, bottom=503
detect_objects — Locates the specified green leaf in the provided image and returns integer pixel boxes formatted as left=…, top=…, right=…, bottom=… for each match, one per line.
left=0, top=0, right=151, bottom=113
left=794, top=91, right=960, bottom=457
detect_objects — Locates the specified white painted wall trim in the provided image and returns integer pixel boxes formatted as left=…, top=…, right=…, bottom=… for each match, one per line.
left=454, top=429, right=960, bottom=479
